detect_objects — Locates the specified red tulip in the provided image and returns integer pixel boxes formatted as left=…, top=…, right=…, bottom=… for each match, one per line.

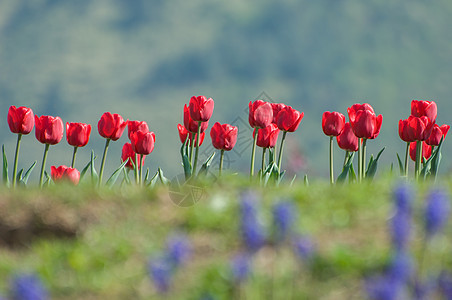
left=51, top=165, right=80, bottom=185
left=409, top=141, right=432, bottom=162
left=121, top=142, right=145, bottom=169
left=177, top=124, right=205, bottom=146
left=128, top=120, right=149, bottom=140
left=34, top=115, right=64, bottom=145
left=398, top=119, right=415, bottom=143
left=66, top=122, right=91, bottom=147
left=322, top=111, right=345, bottom=137
left=184, top=104, right=209, bottom=133
left=336, top=122, right=359, bottom=152
left=401, top=116, right=434, bottom=142
left=189, top=95, right=214, bottom=122
left=210, top=122, right=238, bottom=151
left=411, top=100, right=437, bottom=124
left=276, top=106, right=304, bottom=132
left=426, top=124, right=450, bottom=146
left=249, top=100, right=273, bottom=129
left=347, top=103, right=382, bottom=139
left=130, top=130, right=156, bottom=155
left=8, top=106, right=34, bottom=135
left=271, top=103, right=286, bottom=123
left=253, top=123, right=280, bottom=148
left=98, top=112, right=128, bottom=141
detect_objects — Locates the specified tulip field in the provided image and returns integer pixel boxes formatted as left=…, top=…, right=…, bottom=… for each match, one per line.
left=0, top=98, right=451, bottom=299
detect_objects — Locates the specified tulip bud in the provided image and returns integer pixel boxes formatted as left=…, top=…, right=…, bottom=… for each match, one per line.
left=189, top=95, right=214, bottom=122
left=66, top=122, right=91, bottom=147
left=210, top=122, right=238, bottom=151
left=411, top=100, right=437, bottom=124
left=322, top=111, right=345, bottom=137
left=336, top=122, right=359, bottom=152
left=130, top=130, right=156, bottom=155
left=51, top=165, right=80, bottom=185
left=121, top=142, right=144, bottom=169
left=98, top=112, right=128, bottom=141
left=249, top=100, right=273, bottom=129
left=183, top=104, right=208, bottom=133
left=177, top=124, right=205, bottom=146
left=253, top=123, right=280, bottom=148
left=127, top=120, right=149, bottom=140
left=277, top=106, right=304, bottom=132
left=425, top=124, right=450, bottom=146
left=7, top=106, right=34, bottom=135
left=347, top=103, right=382, bottom=139
left=34, top=115, right=64, bottom=145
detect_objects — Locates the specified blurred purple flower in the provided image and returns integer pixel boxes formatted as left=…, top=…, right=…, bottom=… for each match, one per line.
left=240, top=192, right=266, bottom=251
left=413, top=279, right=435, bottom=300
left=292, top=235, right=315, bottom=262
left=230, top=253, right=252, bottom=283
left=425, top=189, right=450, bottom=237
left=273, top=201, right=297, bottom=242
left=394, top=184, right=413, bottom=212
left=148, top=256, right=173, bottom=293
left=387, top=251, right=413, bottom=284
left=390, top=209, right=411, bottom=251
left=166, top=234, right=191, bottom=267
left=438, top=271, right=452, bottom=300
left=10, top=274, right=48, bottom=300
left=365, top=275, right=399, bottom=300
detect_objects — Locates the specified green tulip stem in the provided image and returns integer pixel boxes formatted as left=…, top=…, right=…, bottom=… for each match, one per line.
left=362, top=138, right=367, bottom=179
left=39, top=143, right=50, bottom=188
left=189, top=134, right=195, bottom=165
left=250, top=129, right=258, bottom=178
left=343, top=150, right=349, bottom=167
left=193, top=121, right=202, bottom=175
left=71, top=146, right=78, bottom=169
left=12, top=133, right=22, bottom=189
left=329, top=136, right=334, bottom=184
left=277, top=131, right=287, bottom=172
left=404, top=142, right=409, bottom=177
left=261, top=147, right=267, bottom=177
left=357, top=138, right=362, bottom=182
left=415, top=141, right=422, bottom=180
left=140, top=154, right=144, bottom=186
left=134, top=153, right=139, bottom=184
left=98, top=138, right=111, bottom=186
left=219, top=149, right=224, bottom=177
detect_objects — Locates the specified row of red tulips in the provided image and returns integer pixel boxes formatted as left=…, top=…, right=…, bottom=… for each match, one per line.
left=5, top=98, right=448, bottom=187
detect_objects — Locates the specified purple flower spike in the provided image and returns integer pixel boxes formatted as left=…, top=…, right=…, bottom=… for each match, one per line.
left=390, top=209, right=411, bottom=251
left=393, top=184, right=413, bottom=213
left=148, top=256, right=173, bottom=293
left=230, top=253, right=252, bottom=283
left=166, top=234, right=191, bottom=267
left=388, top=251, right=413, bottom=284
left=365, top=275, right=399, bottom=300
left=425, top=189, right=450, bottom=237
left=10, top=274, right=48, bottom=300
left=273, top=201, right=297, bottom=242
left=292, top=235, right=315, bottom=262
left=240, top=192, right=266, bottom=251
left=438, top=271, right=452, bottom=300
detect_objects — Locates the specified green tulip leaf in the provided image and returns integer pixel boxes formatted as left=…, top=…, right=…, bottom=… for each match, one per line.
left=198, top=152, right=215, bottom=178
left=303, top=174, right=309, bottom=186
left=144, top=168, right=150, bottom=183
left=337, top=152, right=355, bottom=183
left=19, top=161, right=37, bottom=185
left=180, top=139, right=192, bottom=180
left=365, top=147, right=385, bottom=180
left=396, top=153, right=404, bottom=175
left=44, top=171, right=51, bottom=187
left=80, top=155, right=96, bottom=181
left=16, top=169, right=23, bottom=184
left=122, top=167, right=131, bottom=185
left=349, top=163, right=356, bottom=183
left=90, top=150, right=98, bottom=185
left=106, top=159, right=128, bottom=188
left=430, top=137, right=444, bottom=180
left=147, top=171, right=159, bottom=188
left=2, top=145, right=9, bottom=186
left=158, top=168, right=169, bottom=185
left=290, top=174, right=297, bottom=186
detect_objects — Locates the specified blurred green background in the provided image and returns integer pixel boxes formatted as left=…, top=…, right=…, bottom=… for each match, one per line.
left=1, top=0, right=452, bottom=179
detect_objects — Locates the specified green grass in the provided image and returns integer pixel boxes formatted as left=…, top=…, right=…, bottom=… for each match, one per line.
left=0, top=176, right=450, bottom=299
